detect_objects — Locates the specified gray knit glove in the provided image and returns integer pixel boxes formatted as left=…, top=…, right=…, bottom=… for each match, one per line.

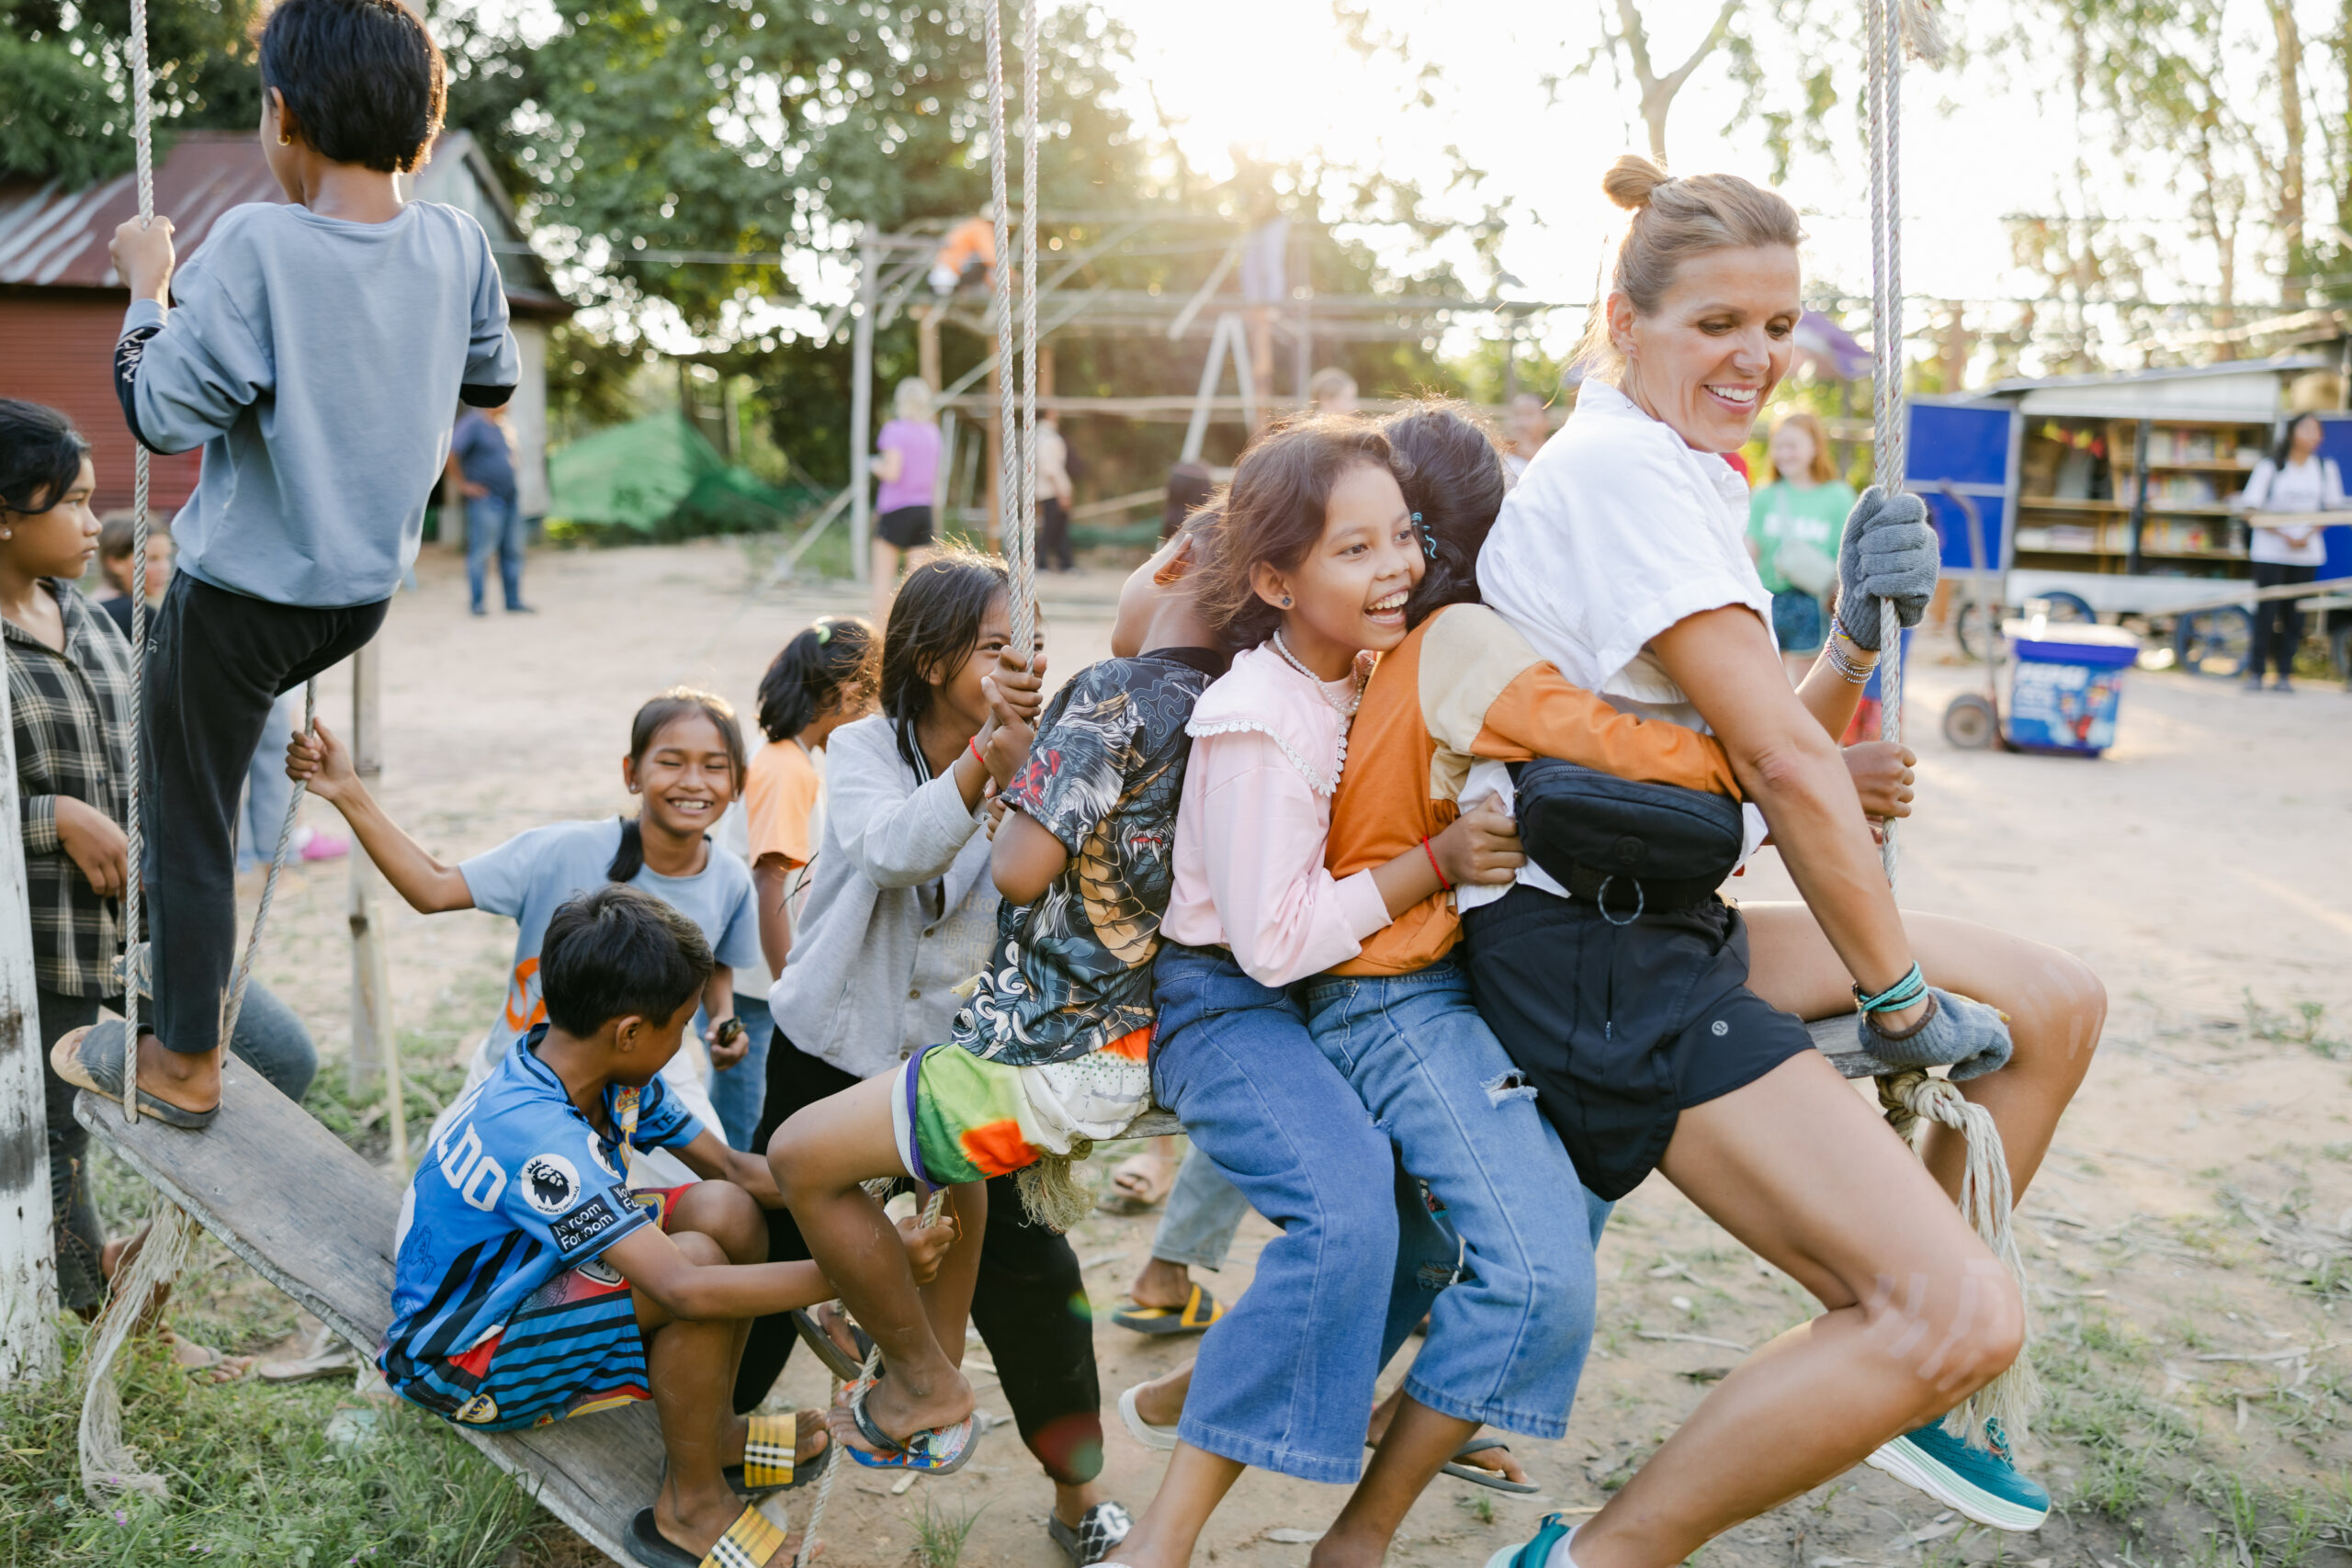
left=1854, top=987, right=2012, bottom=1081
left=1834, top=486, right=1939, bottom=651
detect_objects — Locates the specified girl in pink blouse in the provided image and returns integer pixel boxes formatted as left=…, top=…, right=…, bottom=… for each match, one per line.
left=1103, top=420, right=1520, bottom=1568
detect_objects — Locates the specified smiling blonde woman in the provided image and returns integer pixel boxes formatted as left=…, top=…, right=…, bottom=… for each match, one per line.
left=1465, top=157, right=2107, bottom=1568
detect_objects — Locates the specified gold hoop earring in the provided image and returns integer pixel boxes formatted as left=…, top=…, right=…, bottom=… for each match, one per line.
left=278, top=133, right=292, bottom=147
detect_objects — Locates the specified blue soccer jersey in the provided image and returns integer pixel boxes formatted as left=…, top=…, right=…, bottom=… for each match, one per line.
left=380, top=1028, right=703, bottom=1426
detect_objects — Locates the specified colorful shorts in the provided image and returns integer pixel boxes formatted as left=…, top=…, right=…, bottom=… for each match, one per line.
left=393, top=1185, right=687, bottom=1432
left=892, top=1038, right=1151, bottom=1187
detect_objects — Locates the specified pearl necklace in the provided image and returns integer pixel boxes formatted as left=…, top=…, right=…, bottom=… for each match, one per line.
left=1272, top=627, right=1363, bottom=780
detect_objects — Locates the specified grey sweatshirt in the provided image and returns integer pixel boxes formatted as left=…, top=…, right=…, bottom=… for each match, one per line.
left=116, top=200, right=520, bottom=608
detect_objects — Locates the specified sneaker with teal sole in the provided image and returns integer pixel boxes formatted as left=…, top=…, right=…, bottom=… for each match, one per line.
left=1486, top=1511, right=1577, bottom=1568
left=1864, top=1418, right=2050, bottom=1531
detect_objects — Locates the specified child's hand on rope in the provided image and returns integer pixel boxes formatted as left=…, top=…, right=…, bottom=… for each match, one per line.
left=896, top=1204, right=962, bottom=1285
left=991, top=644, right=1047, bottom=725
left=108, top=215, right=177, bottom=304
left=53, top=795, right=130, bottom=898
left=1432, top=795, right=1525, bottom=888
left=1843, top=740, right=1916, bottom=820
left=1833, top=486, right=1938, bottom=649
left=285, top=717, right=356, bottom=800
left=978, top=675, right=1034, bottom=788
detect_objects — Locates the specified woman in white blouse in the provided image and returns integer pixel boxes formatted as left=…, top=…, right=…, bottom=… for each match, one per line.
left=2234, top=413, right=2344, bottom=692
left=1467, top=158, right=2107, bottom=1568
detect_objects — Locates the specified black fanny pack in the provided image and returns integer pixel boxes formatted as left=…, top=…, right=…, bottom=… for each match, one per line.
left=1507, top=758, right=1745, bottom=921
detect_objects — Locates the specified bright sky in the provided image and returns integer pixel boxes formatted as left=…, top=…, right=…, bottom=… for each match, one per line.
left=1098, top=0, right=2271, bottom=369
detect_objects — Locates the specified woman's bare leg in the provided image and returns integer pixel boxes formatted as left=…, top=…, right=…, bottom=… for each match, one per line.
left=1570, top=1052, right=2024, bottom=1568
left=1741, top=905, right=2106, bottom=1201
left=871, top=541, right=901, bottom=622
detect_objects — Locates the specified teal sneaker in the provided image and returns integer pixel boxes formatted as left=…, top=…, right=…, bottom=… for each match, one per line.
left=1865, top=1418, right=2050, bottom=1531
left=1485, top=1511, right=1577, bottom=1568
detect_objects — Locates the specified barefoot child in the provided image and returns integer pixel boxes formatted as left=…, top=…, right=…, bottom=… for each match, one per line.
left=381, top=884, right=955, bottom=1568
left=288, top=689, right=762, bottom=1140
left=711, top=616, right=879, bottom=1150
left=61, top=0, right=521, bottom=1125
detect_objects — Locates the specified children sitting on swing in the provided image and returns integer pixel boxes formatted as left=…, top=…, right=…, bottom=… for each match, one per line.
left=61, top=0, right=522, bottom=1129
left=380, top=884, right=955, bottom=1568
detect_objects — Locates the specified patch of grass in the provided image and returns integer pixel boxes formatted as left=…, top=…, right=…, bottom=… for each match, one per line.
left=1456, top=1490, right=1497, bottom=1526
left=910, top=1496, right=984, bottom=1568
left=2243, top=990, right=2350, bottom=1061
left=2040, top=1310, right=2197, bottom=1523
left=0, top=1327, right=560, bottom=1567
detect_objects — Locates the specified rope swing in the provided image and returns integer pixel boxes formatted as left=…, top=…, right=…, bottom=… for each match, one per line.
left=1863, top=0, right=2039, bottom=1443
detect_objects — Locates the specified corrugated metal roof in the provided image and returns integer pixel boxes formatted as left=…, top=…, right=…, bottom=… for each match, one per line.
left=0, top=130, right=567, bottom=314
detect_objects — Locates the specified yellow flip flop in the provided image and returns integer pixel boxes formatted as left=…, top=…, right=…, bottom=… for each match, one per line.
left=1110, top=1282, right=1223, bottom=1337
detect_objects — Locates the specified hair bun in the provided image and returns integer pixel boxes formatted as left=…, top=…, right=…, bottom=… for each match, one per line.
left=1601, top=154, right=1670, bottom=212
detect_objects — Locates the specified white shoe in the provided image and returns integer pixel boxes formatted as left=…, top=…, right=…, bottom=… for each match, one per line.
left=1117, top=1382, right=1179, bottom=1451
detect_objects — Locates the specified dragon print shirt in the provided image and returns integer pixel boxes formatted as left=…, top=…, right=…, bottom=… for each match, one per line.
left=952, top=648, right=1227, bottom=1068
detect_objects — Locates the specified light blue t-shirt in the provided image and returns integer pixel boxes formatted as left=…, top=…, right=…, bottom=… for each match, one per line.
left=459, top=818, right=762, bottom=1058
left=120, top=200, right=521, bottom=608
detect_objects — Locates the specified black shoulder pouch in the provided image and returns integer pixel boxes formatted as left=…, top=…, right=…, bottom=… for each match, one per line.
left=1507, top=759, right=1745, bottom=916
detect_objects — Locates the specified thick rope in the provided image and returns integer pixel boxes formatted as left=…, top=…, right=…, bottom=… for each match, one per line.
left=1864, top=0, right=2032, bottom=1443
left=118, top=0, right=155, bottom=1129
left=979, top=0, right=1035, bottom=662
left=793, top=1184, right=953, bottom=1568
left=1013, top=0, right=1040, bottom=660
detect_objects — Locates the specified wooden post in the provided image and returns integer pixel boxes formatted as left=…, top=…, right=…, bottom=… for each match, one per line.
left=850, top=227, right=878, bottom=585
left=345, top=645, right=407, bottom=1172
left=0, top=644, right=62, bottom=1382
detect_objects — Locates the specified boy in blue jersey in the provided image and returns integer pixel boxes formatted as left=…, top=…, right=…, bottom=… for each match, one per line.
left=383, top=885, right=955, bottom=1568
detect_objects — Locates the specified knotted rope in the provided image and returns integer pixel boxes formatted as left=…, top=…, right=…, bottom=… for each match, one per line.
left=1864, top=0, right=2034, bottom=1444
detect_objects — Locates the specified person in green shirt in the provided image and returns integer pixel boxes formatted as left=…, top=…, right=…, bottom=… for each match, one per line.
left=1747, top=410, right=1856, bottom=681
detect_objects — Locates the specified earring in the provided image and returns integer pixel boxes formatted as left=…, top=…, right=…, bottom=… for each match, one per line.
left=1281, top=595, right=1292, bottom=607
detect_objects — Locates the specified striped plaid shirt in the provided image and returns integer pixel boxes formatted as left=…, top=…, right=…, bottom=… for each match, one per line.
left=6, top=581, right=133, bottom=997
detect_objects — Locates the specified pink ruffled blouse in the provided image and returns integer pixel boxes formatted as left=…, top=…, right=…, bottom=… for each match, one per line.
left=1162, top=643, right=1390, bottom=987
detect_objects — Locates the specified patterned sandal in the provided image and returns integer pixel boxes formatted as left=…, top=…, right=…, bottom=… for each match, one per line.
left=726, top=1411, right=828, bottom=1495
left=841, top=1382, right=978, bottom=1475
left=626, top=1501, right=791, bottom=1568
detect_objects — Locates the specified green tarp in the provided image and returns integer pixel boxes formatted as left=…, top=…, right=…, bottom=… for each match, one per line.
left=548, top=412, right=821, bottom=534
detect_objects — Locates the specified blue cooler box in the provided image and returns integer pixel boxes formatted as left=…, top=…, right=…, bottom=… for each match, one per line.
left=2002, top=621, right=2141, bottom=755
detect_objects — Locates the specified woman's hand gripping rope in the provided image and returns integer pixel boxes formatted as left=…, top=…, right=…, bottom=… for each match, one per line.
left=1834, top=487, right=1938, bottom=651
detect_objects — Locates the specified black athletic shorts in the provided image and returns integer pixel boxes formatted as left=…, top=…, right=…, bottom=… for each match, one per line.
left=1460, top=883, right=1815, bottom=1201
left=876, top=504, right=934, bottom=549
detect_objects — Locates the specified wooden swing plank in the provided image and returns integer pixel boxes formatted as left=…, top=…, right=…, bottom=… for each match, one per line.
left=74, top=1057, right=657, bottom=1567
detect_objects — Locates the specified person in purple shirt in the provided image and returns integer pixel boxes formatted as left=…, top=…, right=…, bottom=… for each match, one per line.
left=872, top=378, right=942, bottom=618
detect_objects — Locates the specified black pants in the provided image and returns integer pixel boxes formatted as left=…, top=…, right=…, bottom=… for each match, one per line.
left=2250, top=560, right=2318, bottom=682
left=733, top=1030, right=1105, bottom=1486
left=1038, top=498, right=1074, bottom=571
left=40, top=981, right=318, bottom=1311
left=143, top=572, right=386, bottom=1057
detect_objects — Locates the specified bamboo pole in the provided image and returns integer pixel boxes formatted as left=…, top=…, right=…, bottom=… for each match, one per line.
left=345, top=645, right=406, bottom=1172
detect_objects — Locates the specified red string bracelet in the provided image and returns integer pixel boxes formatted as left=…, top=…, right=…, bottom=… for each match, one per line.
left=1422, top=835, right=1452, bottom=892
left=968, top=736, right=987, bottom=769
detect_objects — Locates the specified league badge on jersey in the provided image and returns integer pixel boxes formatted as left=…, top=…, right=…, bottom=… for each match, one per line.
left=456, top=1392, right=501, bottom=1425
left=521, top=1153, right=582, bottom=1215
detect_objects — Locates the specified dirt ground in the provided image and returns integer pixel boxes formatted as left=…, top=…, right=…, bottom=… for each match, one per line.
left=186, top=537, right=2352, bottom=1567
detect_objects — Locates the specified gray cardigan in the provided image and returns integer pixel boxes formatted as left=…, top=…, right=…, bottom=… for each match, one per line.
left=766, top=713, right=999, bottom=1079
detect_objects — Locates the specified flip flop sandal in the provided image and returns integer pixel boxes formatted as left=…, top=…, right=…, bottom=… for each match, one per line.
left=1485, top=1511, right=1578, bottom=1568
left=51, top=1020, right=217, bottom=1130
left=790, top=1307, right=874, bottom=1383
left=724, top=1412, right=829, bottom=1495
left=840, top=1382, right=978, bottom=1475
left=1116, top=1382, right=1178, bottom=1451
left=1441, top=1437, right=1540, bottom=1495
left=1109, top=1283, right=1222, bottom=1337
left=627, top=1502, right=791, bottom=1568
left=1047, top=1500, right=1135, bottom=1567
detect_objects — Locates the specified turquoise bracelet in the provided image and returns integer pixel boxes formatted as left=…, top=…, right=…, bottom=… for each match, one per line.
left=1853, top=962, right=1928, bottom=1014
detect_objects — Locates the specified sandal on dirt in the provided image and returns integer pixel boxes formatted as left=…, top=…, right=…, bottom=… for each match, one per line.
left=840, top=1382, right=978, bottom=1475
left=790, top=1305, right=874, bottom=1382
left=1048, top=1500, right=1135, bottom=1567
left=1117, top=1382, right=1178, bottom=1451
left=51, top=1020, right=217, bottom=1130
left=1439, top=1436, right=1540, bottom=1494
left=1110, top=1283, right=1223, bottom=1337
left=1096, top=1155, right=1175, bottom=1215
left=726, top=1411, right=829, bottom=1495
left=627, top=1502, right=790, bottom=1568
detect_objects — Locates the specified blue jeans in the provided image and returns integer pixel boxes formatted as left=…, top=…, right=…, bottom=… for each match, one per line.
left=1149, top=943, right=1407, bottom=1483
left=465, top=494, right=526, bottom=611
left=1303, top=963, right=1607, bottom=1437
left=710, top=993, right=774, bottom=1153
left=236, top=690, right=300, bottom=874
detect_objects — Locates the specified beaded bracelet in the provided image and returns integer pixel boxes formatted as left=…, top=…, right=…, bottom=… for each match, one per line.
left=1853, top=960, right=1928, bottom=1014
left=1825, top=627, right=1878, bottom=684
